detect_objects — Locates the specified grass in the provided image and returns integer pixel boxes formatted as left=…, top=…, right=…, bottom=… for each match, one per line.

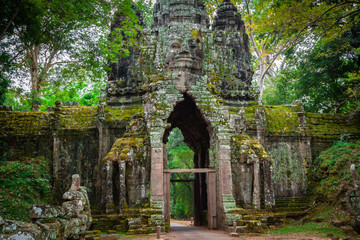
left=269, top=221, right=348, bottom=238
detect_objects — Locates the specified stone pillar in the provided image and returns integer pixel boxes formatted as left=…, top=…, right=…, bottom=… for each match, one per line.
left=252, top=159, right=261, bottom=209
left=149, top=125, right=166, bottom=229
left=52, top=136, right=62, bottom=201
left=263, top=160, right=275, bottom=208
left=255, top=109, right=265, bottom=144
left=119, top=161, right=126, bottom=214
left=219, top=144, right=233, bottom=195
left=105, top=161, right=114, bottom=214
left=97, top=118, right=110, bottom=208
left=218, top=130, right=239, bottom=228
left=151, top=147, right=164, bottom=200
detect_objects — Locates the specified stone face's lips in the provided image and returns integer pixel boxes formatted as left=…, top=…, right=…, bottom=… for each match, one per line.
left=176, top=57, right=194, bottom=62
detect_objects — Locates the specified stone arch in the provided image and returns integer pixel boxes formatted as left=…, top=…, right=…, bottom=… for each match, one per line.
left=163, top=93, right=214, bottom=226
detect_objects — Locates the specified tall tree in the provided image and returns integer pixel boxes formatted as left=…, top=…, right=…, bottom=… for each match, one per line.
left=263, top=26, right=360, bottom=113
left=1, top=0, right=143, bottom=110
left=238, top=0, right=360, bottom=99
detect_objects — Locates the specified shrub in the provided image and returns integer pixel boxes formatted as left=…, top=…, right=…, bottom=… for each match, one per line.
left=308, top=140, right=360, bottom=204
left=0, top=157, right=51, bottom=221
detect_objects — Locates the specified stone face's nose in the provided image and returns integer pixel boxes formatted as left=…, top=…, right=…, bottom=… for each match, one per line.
left=179, top=43, right=190, bottom=55
left=179, top=44, right=190, bottom=56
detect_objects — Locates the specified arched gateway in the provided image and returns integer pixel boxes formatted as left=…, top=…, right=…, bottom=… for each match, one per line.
left=101, top=0, right=275, bottom=231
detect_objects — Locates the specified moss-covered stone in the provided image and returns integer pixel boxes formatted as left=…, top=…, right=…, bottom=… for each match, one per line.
left=58, top=106, right=98, bottom=130
left=103, top=105, right=144, bottom=126
left=0, top=110, right=53, bottom=136
left=305, top=112, right=360, bottom=139
left=244, top=105, right=301, bottom=136
left=102, top=137, right=145, bottom=163
left=231, top=134, right=270, bottom=162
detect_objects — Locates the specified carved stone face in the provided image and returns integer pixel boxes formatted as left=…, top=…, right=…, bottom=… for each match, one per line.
left=165, top=31, right=203, bottom=73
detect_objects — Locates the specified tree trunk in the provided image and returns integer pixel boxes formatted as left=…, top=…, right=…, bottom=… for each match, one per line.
left=27, top=45, right=41, bottom=110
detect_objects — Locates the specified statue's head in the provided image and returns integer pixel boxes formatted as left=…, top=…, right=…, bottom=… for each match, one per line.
left=165, top=26, right=203, bottom=74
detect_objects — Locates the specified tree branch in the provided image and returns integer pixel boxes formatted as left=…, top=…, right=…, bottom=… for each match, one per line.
left=0, top=0, right=23, bottom=41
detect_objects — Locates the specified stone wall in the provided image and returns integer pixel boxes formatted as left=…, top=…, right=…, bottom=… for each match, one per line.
left=1, top=102, right=359, bottom=210
left=0, top=104, right=148, bottom=211
left=229, top=102, right=360, bottom=201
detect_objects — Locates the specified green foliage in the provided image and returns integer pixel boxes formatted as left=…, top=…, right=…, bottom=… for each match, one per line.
left=167, top=128, right=194, bottom=219
left=1, top=0, right=142, bottom=111
left=263, top=30, right=360, bottom=113
left=269, top=145, right=306, bottom=190
left=0, top=140, right=7, bottom=165
left=269, top=221, right=347, bottom=238
left=101, top=0, right=143, bottom=65
left=308, top=140, right=360, bottom=204
left=3, top=72, right=104, bottom=111
left=0, top=74, right=9, bottom=105
left=135, top=0, right=153, bottom=28
left=0, top=157, right=51, bottom=221
left=237, top=0, right=360, bottom=102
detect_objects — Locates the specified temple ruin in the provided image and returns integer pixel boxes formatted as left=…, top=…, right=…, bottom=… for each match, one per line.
left=0, top=0, right=359, bottom=235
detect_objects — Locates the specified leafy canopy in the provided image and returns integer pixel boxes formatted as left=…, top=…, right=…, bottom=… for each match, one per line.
left=167, top=128, right=194, bottom=219
left=0, top=157, right=51, bottom=222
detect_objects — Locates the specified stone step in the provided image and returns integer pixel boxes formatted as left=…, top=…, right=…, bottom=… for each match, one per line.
left=275, top=197, right=310, bottom=208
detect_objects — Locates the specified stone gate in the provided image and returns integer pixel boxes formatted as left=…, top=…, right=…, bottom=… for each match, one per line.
left=0, top=0, right=359, bottom=235
left=103, top=0, right=275, bottom=230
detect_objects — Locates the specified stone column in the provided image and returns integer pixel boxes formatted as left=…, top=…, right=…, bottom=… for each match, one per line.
left=252, top=159, right=261, bottom=209
left=218, top=129, right=239, bottom=229
left=119, top=161, right=126, bottom=214
left=149, top=125, right=166, bottom=229
left=219, top=143, right=233, bottom=195
left=105, top=161, right=114, bottom=214
left=263, top=160, right=275, bottom=208
left=151, top=147, right=164, bottom=200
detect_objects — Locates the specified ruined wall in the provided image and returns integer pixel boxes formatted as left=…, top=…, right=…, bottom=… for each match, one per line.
left=1, top=102, right=359, bottom=211
left=0, top=104, right=150, bottom=214
left=0, top=110, right=54, bottom=161
left=229, top=102, right=360, bottom=202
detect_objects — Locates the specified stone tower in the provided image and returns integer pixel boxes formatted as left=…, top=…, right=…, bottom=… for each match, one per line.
left=101, top=0, right=272, bottom=230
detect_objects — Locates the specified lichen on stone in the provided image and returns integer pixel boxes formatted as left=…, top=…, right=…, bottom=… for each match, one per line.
left=231, top=134, right=271, bottom=163
left=102, top=137, right=145, bottom=163
left=58, top=106, right=98, bottom=130
left=244, top=105, right=301, bottom=136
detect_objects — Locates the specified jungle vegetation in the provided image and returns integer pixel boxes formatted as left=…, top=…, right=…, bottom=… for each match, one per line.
left=0, top=0, right=359, bottom=113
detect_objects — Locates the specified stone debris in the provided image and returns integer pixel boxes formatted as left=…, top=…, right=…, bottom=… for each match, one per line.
left=0, top=174, right=91, bottom=240
left=346, top=164, right=360, bottom=234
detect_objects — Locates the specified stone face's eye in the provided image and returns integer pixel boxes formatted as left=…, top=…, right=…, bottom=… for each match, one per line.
left=188, top=41, right=196, bottom=49
left=171, top=42, right=181, bottom=49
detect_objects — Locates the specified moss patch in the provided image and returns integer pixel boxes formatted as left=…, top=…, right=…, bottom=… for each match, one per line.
left=244, top=105, right=301, bottom=136
left=0, top=111, right=53, bottom=136
left=231, top=134, right=270, bottom=162
left=269, top=221, right=348, bottom=238
left=58, top=106, right=98, bottom=130
left=305, top=112, right=360, bottom=139
left=103, top=105, right=144, bottom=125
left=102, top=137, right=145, bottom=163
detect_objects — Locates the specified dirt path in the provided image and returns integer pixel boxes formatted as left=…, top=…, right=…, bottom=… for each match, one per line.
left=119, top=221, right=332, bottom=240
left=165, top=222, right=232, bottom=240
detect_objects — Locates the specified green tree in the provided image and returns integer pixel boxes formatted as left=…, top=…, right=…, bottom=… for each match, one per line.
left=308, top=140, right=360, bottom=204
left=167, top=128, right=194, bottom=219
left=263, top=26, right=360, bottom=113
left=238, top=0, right=360, bottom=99
left=1, top=0, right=143, bottom=110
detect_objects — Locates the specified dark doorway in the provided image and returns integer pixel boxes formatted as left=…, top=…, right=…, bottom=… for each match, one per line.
left=163, top=93, right=213, bottom=227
